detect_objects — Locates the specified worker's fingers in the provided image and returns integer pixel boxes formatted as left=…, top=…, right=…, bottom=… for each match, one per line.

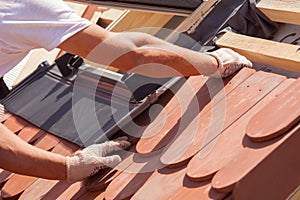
left=78, top=137, right=130, bottom=158
left=102, top=139, right=131, bottom=156
left=97, top=155, right=122, bottom=167
left=207, top=48, right=253, bottom=78
left=225, top=48, right=252, bottom=68
left=113, top=136, right=128, bottom=142
left=66, top=154, right=122, bottom=183
left=87, top=155, right=122, bottom=176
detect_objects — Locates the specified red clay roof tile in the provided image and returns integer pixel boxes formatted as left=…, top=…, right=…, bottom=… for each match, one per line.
left=1, top=175, right=37, bottom=199
left=0, top=170, right=13, bottom=187
left=0, top=112, right=11, bottom=123
left=17, top=125, right=45, bottom=144
left=18, top=179, right=70, bottom=200
left=132, top=166, right=227, bottom=200
left=136, top=68, right=254, bottom=155
left=186, top=78, right=296, bottom=181
left=233, top=124, right=300, bottom=200
left=3, top=115, right=28, bottom=133
left=55, top=181, right=86, bottom=200
left=211, top=123, right=299, bottom=193
left=33, top=133, right=61, bottom=151
left=247, top=78, right=300, bottom=142
left=161, top=70, right=286, bottom=168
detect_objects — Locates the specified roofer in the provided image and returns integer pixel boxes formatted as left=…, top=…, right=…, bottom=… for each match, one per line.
left=0, top=0, right=252, bottom=183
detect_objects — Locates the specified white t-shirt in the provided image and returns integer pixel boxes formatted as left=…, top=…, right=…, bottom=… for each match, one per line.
left=0, top=0, right=92, bottom=77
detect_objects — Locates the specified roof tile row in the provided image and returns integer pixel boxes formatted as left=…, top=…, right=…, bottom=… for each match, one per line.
left=0, top=67, right=299, bottom=199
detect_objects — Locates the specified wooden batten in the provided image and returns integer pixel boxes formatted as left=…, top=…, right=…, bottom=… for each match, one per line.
left=257, top=0, right=300, bottom=25
left=106, top=10, right=173, bottom=33
left=216, top=32, right=300, bottom=72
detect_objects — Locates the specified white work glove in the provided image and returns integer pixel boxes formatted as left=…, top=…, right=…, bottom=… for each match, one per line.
left=207, top=48, right=252, bottom=78
left=66, top=136, right=131, bottom=183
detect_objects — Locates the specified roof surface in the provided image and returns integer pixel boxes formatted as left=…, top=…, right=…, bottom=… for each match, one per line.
left=0, top=67, right=299, bottom=200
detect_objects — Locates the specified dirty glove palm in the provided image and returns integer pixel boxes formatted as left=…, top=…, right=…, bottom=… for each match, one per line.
left=66, top=137, right=130, bottom=183
left=207, top=48, right=252, bottom=78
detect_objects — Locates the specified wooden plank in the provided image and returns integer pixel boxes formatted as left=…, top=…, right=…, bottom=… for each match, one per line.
left=107, top=10, right=173, bottom=33
left=175, top=0, right=221, bottom=34
left=216, top=32, right=300, bottom=72
left=97, top=8, right=125, bottom=28
left=257, top=0, right=300, bottom=25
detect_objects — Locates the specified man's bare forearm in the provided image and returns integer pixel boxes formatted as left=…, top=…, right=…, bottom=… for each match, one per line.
left=0, top=124, right=66, bottom=180
left=59, top=24, right=218, bottom=78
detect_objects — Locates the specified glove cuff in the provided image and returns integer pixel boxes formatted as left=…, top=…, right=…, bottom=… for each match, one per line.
left=205, top=52, right=223, bottom=78
left=206, top=52, right=222, bottom=70
left=66, top=155, right=83, bottom=183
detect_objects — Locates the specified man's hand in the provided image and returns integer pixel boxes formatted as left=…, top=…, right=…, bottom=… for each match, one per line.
left=207, top=48, right=253, bottom=78
left=66, top=136, right=131, bottom=183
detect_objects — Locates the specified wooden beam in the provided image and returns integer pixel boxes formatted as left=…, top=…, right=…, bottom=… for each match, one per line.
left=97, top=9, right=125, bottom=28
left=216, top=32, right=300, bottom=72
left=106, top=10, right=173, bottom=34
left=257, top=0, right=300, bottom=25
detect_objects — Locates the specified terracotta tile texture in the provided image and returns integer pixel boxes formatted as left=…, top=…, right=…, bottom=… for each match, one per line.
left=18, top=179, right=70, bottom=200
left=3, top=115, right=28, bottom=133
left=0, top=68, right=299, bottom=200
left=131, top=166, right=227, bottom=200
left=211, top=123, right=300, bottom=193
left=233, top=124, right=300, bottom=200
left=161, top=70, right=284, bottom=167
left=1, top=175, right=37, bottom=199
left=135, top=68, right=254, bottom=155
left=0, top=112, right=11, bottom=123
left=246, top=78, right=300, bottom=142
left=17, top=125, right=45, bottom=144
left=186, top=78, right=296, bottom=181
